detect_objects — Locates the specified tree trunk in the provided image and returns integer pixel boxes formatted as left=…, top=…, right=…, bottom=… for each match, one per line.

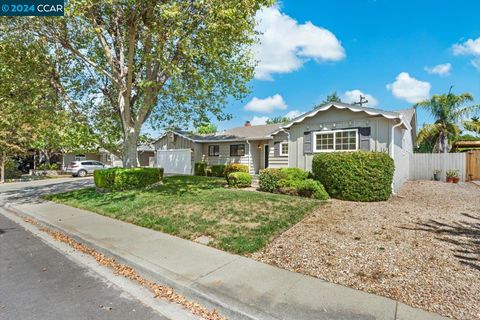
left=0, top=152, right=5, bottom=184
left=122, top=128, right=139, bottom=168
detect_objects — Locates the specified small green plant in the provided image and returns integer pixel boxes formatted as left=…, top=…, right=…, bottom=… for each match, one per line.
left=446, top=169, right=459, bottom=178
left=209, top=164, right=226, bottom=177
left=194, top=162, right=208, bottom=176
left=94, top=168, right=164, bottom=191
left=295, top=179, right=329, bottom=200
left=224, top=163, right=249, bottom=182
left=227, top=172, right=252, bottom=188
left=38, top=163, right=59, bottom=170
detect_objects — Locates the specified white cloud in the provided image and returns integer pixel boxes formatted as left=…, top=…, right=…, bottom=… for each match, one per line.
left=285, top=109, right=302, bottom=119
left=452, top=37, right=480, bottom=56
left=244, top=94, right=288, bottom=113
left=250, top=116, right=269, bottom=126
left=253, top=6, right=345, bottom=80
left=386, top=72, right=431, bottom=103
left=341, top=89, right=379, bottom=107
left=452, top=37, right=480, bottom=70
left=424, top=63, right=451, bottom=76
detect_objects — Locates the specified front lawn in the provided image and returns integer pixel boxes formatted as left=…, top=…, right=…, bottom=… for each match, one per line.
left=45, top=176, right=320, bottom=254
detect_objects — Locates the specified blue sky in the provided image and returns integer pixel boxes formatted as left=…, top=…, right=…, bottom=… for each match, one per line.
left=151, top=0, right=480, bottom=135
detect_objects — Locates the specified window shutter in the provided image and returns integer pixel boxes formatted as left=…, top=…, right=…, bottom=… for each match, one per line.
left=304, top=131, right=313, bottom=154
left=358, top=127, right=371, bottom=151
left=273, top=142, right=280, bottom=157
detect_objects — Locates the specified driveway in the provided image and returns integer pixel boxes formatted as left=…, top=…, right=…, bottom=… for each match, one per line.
left=0, top=177, right=94, bottom=206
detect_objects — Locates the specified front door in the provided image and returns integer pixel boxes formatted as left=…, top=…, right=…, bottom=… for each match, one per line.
left=264, top=144, right=269, bottom=168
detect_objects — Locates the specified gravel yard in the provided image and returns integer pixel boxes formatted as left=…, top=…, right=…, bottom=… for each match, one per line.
left=252, top=181, right=480, bottom=320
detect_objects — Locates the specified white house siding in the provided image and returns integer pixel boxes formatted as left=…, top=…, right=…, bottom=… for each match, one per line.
left=288, top=108, right=392, bottom=172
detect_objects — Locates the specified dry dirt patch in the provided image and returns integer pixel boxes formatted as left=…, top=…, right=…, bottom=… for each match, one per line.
left=252, top=181, right=480, bottom=320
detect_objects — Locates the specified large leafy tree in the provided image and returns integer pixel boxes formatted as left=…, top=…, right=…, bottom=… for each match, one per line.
left=5, top=0, right=273, bottom=167
left=415, top=91, right=480, bottom=153
left=266, top=116, right=290, bottom=124
left=321, top=91, right=342, bottom=104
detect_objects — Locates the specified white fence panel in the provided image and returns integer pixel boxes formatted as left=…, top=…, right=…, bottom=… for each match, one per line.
left=410, top=153, right=466, bottom=182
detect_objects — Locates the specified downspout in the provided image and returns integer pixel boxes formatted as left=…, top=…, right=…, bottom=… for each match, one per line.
left=390, top=120, right=403, bottom=194
left=246, top=140, right=251, bottom=174
left=285, top=131, right=290, bottom=168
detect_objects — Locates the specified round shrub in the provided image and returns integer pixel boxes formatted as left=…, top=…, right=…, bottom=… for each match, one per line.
left=227, top=172, right=252, bottom=188
left=224, top=163, right=249, bottom=182
left=258, top=168, right=286, bottom=192
left=94, top=167, right=164, bottom=191
left=194, top=162, right=207, bottom=176
left=312, top=151, right=394, bottom=202
left=295, top=179, right=329, bottom=200
left=209, top=164, right=226, bottom=177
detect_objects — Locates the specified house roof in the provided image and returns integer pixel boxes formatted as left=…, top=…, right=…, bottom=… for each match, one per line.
left=281, top=102, right=412, bottom=131
left=155, top=103, right=415, bottom=144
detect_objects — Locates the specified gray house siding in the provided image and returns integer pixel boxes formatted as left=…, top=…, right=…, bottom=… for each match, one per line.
left=269, top=131, right=289, bottom=168
left=288, top=108, right=392, bottom=171
left=201, top=142, right=250, bottom=168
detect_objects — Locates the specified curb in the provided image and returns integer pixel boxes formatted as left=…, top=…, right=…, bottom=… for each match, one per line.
left=3, top=203, right=280, bottom=320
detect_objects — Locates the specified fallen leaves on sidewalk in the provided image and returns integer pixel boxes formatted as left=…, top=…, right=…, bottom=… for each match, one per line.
left=21, top=217, right=226, bottom=320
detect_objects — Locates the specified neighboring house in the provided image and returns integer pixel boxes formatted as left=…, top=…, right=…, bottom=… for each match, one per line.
left=62, top=145, right=155, bottom=169
left=153, top=102, right=416, bottom=192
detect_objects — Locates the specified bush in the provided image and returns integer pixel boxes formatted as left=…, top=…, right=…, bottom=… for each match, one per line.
left=295, top=179, right=329, bottom=200
left=224, top=163, right=249, bottom=182
left=312, top=151, right=394, bottom=202
left=194, top=162, right=207, bottom=176
left=227, top=172, right=252, bottom=188
left=209, top=164, right=226, bottom=177
left=5, top=160, right=22, bottom=179
left=94, top=168, right=118, bottom=189
left=94, top=168, right=164, bottom=191
left=38, top=163, right=59, bottom=170
left=258, top=168, right=286, bottom=192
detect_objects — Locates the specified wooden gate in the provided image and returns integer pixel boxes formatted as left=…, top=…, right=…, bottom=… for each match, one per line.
left=466, top=151, right=480, bottom=181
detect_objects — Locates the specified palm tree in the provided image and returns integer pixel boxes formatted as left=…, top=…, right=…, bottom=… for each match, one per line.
left=463, top=117, right=480, bottom=134
left=415, top=90, right=480, bottom=153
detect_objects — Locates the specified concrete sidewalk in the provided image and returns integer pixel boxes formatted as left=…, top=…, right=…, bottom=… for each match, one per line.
left=4, top=201, right=448, bottom=320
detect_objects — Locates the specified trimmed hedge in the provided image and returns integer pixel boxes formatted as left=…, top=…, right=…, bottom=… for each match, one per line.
left=227, top=172, right=252, bottom=188
left=209, top=164, right=226, bottom=177
left=258, top=168, right=287, bottom=192
left=94, top=168, right=164, bottom=191
left=312, top=151, right=394, bottom=202
left=194, top=162, right=208, bottom=176
left=224, top=163, right=249, bottom=182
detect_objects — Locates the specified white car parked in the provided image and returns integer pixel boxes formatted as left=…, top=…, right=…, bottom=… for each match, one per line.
left=65, top=161, right=111, bottom=177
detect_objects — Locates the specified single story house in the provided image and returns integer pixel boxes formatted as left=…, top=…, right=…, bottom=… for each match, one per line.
left=62, top=145, right=155, bottom=169
left=153, top=102, right=416, bottom=192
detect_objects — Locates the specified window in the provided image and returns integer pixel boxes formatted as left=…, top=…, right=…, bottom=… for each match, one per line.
left=279, top=142, right=288, bottom=156
left=208, top=145, right=219, bottom=157
left=230, top=144, right=245, bottom=156
left=314, top=129, right=357, bottom=152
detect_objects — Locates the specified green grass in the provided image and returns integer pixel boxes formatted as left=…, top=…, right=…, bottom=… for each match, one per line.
left=45, top=176, right=321, bottom=254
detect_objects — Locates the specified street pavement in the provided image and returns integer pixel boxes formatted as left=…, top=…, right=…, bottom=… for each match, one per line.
left=0, top=212, right=165, bottom=320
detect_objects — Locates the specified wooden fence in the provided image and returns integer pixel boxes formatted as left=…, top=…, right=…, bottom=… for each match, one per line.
left=410, top=153, right=467, bottom=182
left=466, top=150, right=480, bottom=181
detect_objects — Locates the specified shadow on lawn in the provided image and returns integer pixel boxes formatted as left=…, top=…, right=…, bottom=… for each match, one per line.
left=400, top=212, right=480, bottom=271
